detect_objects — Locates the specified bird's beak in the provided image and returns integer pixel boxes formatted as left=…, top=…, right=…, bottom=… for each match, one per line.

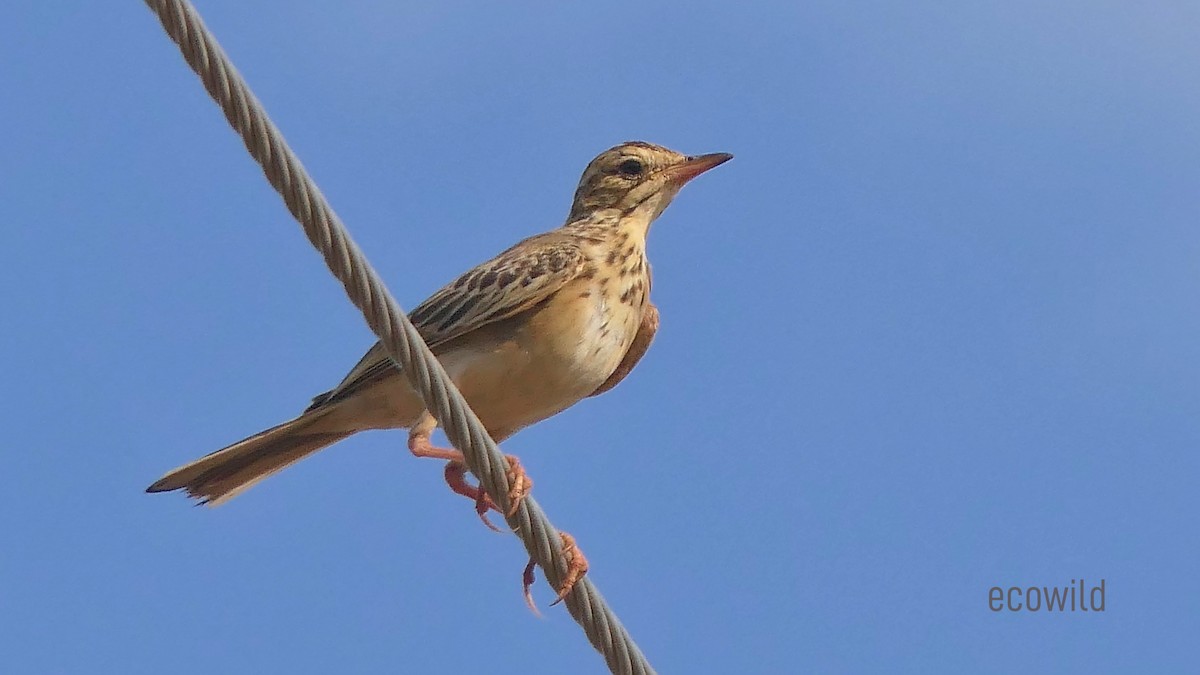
left=664, top=152, right=734, bottom=185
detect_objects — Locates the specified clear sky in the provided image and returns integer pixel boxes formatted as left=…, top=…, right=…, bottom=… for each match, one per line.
left=2, top=2, right=1197, bottom=673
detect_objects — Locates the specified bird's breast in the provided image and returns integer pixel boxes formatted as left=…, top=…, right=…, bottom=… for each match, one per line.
left=438, top=272, right=645, bottom=440
left=533, top=274, right=644, bottom=392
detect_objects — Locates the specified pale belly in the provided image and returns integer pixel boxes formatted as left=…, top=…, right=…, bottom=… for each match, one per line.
left=438, top=284, right=641, bottom=440
left=325, top=278, right=645, bottom=441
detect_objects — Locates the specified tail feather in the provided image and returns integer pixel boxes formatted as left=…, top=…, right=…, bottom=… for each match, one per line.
left=146, top=412, right=352, bottom=506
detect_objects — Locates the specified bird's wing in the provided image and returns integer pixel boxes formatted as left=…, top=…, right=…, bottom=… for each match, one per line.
left=306, top=234, right=587, bottom=411
left=588, top=302, right=659, bottom=397
left=408, top=234, right=588, bottom=347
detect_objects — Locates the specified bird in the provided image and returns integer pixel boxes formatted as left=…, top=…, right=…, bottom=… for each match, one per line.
left=146, top=142, right=732, bottom=514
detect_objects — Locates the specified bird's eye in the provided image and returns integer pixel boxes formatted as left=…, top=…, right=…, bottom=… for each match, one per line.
left=617, top=159, right=644, bottom=177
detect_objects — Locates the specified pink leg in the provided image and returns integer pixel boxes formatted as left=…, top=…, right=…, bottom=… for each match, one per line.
left=407, top=414, right=532, bottom=530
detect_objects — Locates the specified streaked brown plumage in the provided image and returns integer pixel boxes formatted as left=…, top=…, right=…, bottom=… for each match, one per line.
left=146, top=142, right=732, bottom=507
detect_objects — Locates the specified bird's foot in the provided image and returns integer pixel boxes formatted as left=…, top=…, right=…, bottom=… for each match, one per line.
left=523, top=531, right=589, bottom=613
left=499, top=454, right=533, bottom=517
left=442, top=461, right=503, bottom=532
left=409, top=428, right=530, bottom=530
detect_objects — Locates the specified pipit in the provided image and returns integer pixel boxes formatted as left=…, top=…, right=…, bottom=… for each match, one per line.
left=147, top=141, right=731, bottom=599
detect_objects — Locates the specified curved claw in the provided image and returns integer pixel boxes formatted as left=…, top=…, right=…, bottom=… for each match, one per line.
left=549, top=532, right=588, bottom=606
left=522, top=531, right=589, bottom=610
left=522, top=558, right=541, bottom=617
left=444, top=462, right=503, bottom=533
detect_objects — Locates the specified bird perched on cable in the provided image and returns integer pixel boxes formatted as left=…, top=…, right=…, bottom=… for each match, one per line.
left=147, top=142, right=731, bottom=523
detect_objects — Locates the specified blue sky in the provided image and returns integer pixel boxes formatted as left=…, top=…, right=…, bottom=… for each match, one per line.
left=3, top=2, right=1197, bottom=673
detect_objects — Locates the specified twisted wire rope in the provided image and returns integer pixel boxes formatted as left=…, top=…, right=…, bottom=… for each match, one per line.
left=142, top=2, right=655, bottom=673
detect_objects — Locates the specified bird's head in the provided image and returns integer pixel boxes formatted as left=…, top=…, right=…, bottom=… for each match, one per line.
left=567, top=141, right=732, bottom=224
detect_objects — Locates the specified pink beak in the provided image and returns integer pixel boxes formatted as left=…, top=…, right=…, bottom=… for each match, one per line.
left=665, top=152, right=734, bottom=185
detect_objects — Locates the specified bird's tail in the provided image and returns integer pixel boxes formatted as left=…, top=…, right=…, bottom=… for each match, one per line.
left=146, top=409, right=352, bottom=506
